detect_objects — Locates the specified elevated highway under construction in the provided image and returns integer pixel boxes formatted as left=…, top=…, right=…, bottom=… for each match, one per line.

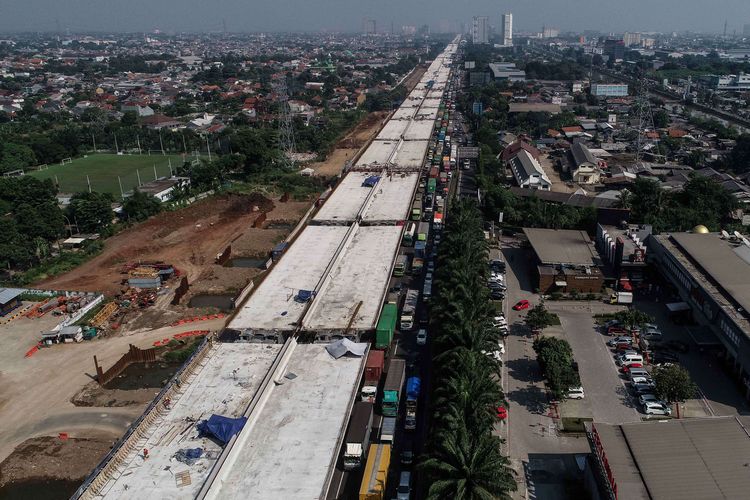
left=74, top=37, right=459, bottom=500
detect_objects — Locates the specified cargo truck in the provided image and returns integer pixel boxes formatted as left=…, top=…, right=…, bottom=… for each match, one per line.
left=375, top=304, right=397, bottom=349
left=359, top=443, right=391, bottom=500
left=411, top=200, right=422, bottom=221
left=344, top=402, right=374, bottom=470
left=412, top=257, right=424, bottom=275
left=429, top=166, right=439, bottom=179
left=382, top=359, right=406, bottom=417
left=610, top=291, right=633, bottom=304
left=427, top=178, right=436, bottom=193
left=417, top=222, right=430, bottom=242
left=380, top=417, right=396, bottom=443
left=414, top=241, right=426, bottom=258
left=404, top=377, right=421, bottom=430
left=393, top=254, right=409, bottom=277
left=361, top=350, right=385, bottom=402
left=400, top=290, right=419, bottom=331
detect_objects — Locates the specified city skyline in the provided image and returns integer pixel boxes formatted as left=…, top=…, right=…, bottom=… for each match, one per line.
left=0, top=0, right=749, bottom=34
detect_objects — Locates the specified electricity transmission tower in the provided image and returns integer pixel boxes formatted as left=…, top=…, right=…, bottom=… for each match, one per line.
left=274, top=74, right=297, bottom=170
left=634, top=77, right=658, bottom=165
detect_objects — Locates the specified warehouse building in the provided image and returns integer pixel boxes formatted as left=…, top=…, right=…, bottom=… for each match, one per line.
left=0, top=287, right=23, bottom=316
left=588, top=417, right=750, bottom=500
left=523, top=228, right=604, bottom=294
left=648, top=231, right=750, bottom=400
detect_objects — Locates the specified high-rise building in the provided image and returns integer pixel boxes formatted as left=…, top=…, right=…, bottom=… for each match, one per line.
left=501, top=13, right=513, bottom=46
left=623, top=32, right=641, bottom=47
left=603, top=38, right=625, bottom=61
left=472, top=16, right=489, bottom=44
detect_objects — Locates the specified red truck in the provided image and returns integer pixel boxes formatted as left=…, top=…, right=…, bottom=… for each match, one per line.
left=429, top=166, right=439, bottom=179
left=360, top=350, right=384, bottom=403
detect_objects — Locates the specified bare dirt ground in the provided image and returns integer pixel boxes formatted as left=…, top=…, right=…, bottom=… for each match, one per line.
left=0, top=434, right=116, bottom=489
left=308, top=111, right=389, bottom=177
left=37, top=193, right=273, bottom=296
left=36, top=194, right=309, bottom=298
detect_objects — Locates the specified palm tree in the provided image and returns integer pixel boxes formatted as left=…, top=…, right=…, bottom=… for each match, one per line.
left=432, top=363, right=504, bottom=433
left=420, top=426, right=516, bottom=500
left=617, top=189, right=633, bottom=210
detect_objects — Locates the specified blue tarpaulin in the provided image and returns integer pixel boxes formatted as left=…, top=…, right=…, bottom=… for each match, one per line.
left=197, top=415, right=247, bottom=445
left=362, top=176, right=381, bottom=187
left=295, top=290, right=314, bottom=303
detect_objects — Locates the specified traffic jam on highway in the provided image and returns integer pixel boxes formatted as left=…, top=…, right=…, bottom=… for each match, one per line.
left=332, top=57, right=473, bottom=500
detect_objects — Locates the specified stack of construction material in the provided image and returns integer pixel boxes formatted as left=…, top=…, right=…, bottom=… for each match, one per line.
left=128, top=267, right=161, bottom=289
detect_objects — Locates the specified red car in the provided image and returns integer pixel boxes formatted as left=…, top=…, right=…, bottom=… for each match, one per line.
left=496, top=406, right=508, bottom=420
left=513, top=299, right=530, bottom=311
left=621, top=363, right=644, bottom=373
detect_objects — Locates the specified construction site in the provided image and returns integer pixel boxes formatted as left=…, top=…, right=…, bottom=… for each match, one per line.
left=65, top=39, right=458, bottom=500
left=0, top=41, right=456, bottom=499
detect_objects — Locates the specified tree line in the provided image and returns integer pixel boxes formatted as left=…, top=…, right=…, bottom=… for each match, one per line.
left=419, top=200, right=516, bottom=499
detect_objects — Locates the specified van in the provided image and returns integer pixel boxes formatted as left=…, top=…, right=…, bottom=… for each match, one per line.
left=397, top=471, right=412, bottom=500
left=628, top=368, right=650, bottom=380
left=617, top=353, right=643, bottom=366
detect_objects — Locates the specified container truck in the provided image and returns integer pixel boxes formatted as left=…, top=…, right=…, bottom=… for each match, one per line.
left=382, top=359, right=406, bottom=417
left=380, top=417, right=396, bottom=443
left=414, top=241, right=426, bottom=258
left=412, top=257, right=424, bottom=275
left=411, top=200, right=422, bottom=221
left=393, top=254, right=409, bottom=277
left=404, top=377, right=421, bottom=430
left=359, top=443, right=391, bottom=500
left=343, top=402, right=374, bottom=470
left=429, top=166, right=439, bottom=179
left=400, top=290, right=419, bottom=331
left=402, top=222, right=416, bottom=246
left=417, top=222, right=430, bottom=242
left=427, top=178, right=436, bottom=193
left=375, top=304, right=397, bottom=349
left=361, top=350, right=385, bottom=402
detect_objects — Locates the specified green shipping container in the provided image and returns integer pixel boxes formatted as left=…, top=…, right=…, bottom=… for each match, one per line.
left=375, top=304, right=398, bottom=349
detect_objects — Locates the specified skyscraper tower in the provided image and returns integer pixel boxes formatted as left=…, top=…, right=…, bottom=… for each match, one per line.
left=472, top=16, right=489, bottom=44
left=501, top=13, right=513, bottom=46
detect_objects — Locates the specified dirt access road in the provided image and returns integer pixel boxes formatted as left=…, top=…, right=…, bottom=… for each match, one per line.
left=309, top=64, right=428, bottom=177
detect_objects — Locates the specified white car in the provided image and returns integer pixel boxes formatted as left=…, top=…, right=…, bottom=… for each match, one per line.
left=481, top=349, right=503, bottom=362
left=567, top=387, right=585, bottom=399
left=416, top=329, right=428, bottom=346
left=497, top=342, right=505, bottom=355
left=631, top=376, right=655, bottom=387
left=643, top=401, right=672, bottom=416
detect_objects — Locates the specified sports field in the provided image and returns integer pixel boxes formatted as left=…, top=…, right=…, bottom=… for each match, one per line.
left=30, top=153, right=186, bottom=198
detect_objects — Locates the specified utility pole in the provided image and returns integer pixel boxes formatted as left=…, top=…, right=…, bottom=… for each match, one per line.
left=114, top=133, right=119, bottom=154
left=274, top=74, right=297, bottom=170
left=137, top=135, right=142, bottom=154
left=153, top=164, right=158, bottom=180
left=205, top=134, right=212, bottom=162
left=86, top=175, right=92, bottom=193
left=118, top=176, right=124, bottom=198
left=92, top=132, right=97, bottom=153
left=159, top=129, right=165, bottom=155
left=137, top=169, right=142, bottom=187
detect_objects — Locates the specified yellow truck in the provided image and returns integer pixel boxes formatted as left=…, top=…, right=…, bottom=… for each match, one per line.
left=359, top=443, right=391, bottom=500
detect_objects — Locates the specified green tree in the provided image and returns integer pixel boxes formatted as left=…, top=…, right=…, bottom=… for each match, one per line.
left=120, top=110, right=139, bottom=126
left=653, top=109, right=670, bottom=128
left=613, top=309, right=654, bottom=332
left=419, top=427, right=515, bottom=500
left=525, top=304, right=559, bottom=332
left=653, top=364, right=697, bottom=418
left=0, top=143, right=37, bottom=173
left=123, top=189, right=161, bottom=221
left=533, top=336, right=580, bottom=399
left=67, top=192, right=114, bottom=233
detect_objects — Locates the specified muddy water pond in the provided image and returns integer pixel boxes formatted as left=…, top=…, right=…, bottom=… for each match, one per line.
left=188, top=293, right=235, bottom=310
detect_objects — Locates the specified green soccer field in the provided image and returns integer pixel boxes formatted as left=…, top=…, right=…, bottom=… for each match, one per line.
left=30, top=153, right=186, bottom=198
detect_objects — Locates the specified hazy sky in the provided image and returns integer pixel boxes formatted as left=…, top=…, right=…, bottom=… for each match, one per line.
left=0, top=0, right=748, bottom=34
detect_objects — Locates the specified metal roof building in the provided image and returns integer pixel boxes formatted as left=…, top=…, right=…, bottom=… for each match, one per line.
left=589, top=417, right=750, bottom=500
